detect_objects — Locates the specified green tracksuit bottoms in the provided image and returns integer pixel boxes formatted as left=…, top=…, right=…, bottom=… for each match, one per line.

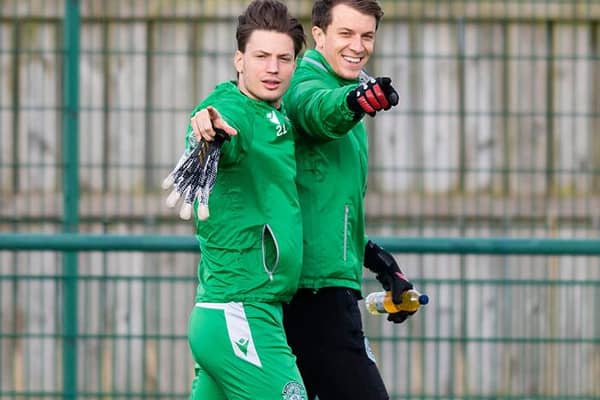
left=188, top=301, right=307, bottom=400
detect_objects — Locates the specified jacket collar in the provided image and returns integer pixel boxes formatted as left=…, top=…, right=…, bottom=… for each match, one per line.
left=301, top=49, right=359, bottom=86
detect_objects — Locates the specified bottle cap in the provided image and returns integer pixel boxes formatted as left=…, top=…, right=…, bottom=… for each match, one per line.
left=418, top=294, right=429, bottom=305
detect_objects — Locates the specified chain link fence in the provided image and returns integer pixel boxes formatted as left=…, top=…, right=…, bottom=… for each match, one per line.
left=1, top=1, right=599, bottom=399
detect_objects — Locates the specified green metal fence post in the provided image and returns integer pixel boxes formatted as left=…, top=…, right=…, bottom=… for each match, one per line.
left=62, top=0, right=80, bottom=398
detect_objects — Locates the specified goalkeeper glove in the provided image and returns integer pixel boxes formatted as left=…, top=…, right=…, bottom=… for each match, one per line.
left=346, top=77, right=399, bottom=118
left=364, top=240, right=414, bottom=324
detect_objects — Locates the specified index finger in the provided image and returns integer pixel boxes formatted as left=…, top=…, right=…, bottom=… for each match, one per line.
left=206, top=106, right=237, bottom=136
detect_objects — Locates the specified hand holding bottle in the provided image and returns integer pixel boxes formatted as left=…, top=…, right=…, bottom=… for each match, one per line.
left=365, top=289, right=429, bottom=315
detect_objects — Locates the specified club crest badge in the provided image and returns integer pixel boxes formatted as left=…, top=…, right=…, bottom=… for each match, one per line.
left=281, top=381, right=306, bottom=400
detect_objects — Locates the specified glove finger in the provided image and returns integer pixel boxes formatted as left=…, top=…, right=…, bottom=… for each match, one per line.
left=357, top=95, right=377, bottom=114
left=390, top=279, right=404, bottom=304
left=378, top=77, right=392, bottom=86
left=386, top=86, right=399, bottom=107
left=377, top=77, right=398, bottom=107
left=364, top=88, right=383, bottom=110
left=372, top=84, right=390, bottom=109
left=387, top=311, right=409, bottom=324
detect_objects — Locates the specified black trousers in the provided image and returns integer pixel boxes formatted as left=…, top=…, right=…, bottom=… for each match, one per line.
left=283, top=287, right=389, bottom=400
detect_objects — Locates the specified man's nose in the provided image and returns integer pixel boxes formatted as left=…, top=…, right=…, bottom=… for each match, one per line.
left=266, top=57, right=279, bottom=73
left=348, top=35, right=365, bottom=52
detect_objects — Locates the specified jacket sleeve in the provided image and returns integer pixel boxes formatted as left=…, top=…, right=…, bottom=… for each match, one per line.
left=212, top=108, right=248, bottom=166
left=286, top=75, right=362, bottom=141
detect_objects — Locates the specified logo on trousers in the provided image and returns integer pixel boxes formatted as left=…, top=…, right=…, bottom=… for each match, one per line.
left=234, top=337, right=249, bottom=356
left=282, top=381, right=306, bottom=400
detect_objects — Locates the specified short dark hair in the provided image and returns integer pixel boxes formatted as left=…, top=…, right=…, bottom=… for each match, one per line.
left=312, top=0, right=384, bottom=31
left=236, top=0, right=306, bottom=57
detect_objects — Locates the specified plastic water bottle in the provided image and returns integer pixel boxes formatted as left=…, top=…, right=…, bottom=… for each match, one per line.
left=365, top=289, right=429, bottom=315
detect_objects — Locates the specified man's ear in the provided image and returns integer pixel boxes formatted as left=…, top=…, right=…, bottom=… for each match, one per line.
left=312, top=26, right=325, bottom=50
left=234, top=50, right=243, bottom=74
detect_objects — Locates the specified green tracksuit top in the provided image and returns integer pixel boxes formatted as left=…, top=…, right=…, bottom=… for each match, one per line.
left=283, top=49, right=368, bottom=292
left=186, top=81, right=302, bottom=303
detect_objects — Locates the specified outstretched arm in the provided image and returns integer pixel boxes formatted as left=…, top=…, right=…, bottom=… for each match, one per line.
left=286, top=74, right=399, bottom=141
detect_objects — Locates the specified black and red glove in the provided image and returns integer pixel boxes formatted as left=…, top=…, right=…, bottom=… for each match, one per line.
left=346, top=77, right=399, bottom=118
left=364, top=240, right=414, bottom=324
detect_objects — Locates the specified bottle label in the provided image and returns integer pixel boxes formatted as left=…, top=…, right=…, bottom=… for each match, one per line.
left=373, top=294, right=387, bottom=313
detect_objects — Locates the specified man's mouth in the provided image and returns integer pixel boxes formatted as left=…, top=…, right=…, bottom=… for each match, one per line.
left=263, top=80, right=281, bottom=89
left=342, top=55, right=362, bottom=64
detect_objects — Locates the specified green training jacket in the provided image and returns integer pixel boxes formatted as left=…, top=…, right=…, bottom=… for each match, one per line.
left=185, top=81, right=302, bottom=303
left=283, top=49, right=368, bottom=293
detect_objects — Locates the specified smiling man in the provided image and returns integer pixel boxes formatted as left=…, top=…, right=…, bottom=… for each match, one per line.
left=281, top=1, right=414, bottom=400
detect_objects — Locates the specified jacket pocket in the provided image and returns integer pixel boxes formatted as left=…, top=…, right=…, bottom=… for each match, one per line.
left=343, top=205, right=349, bottom=262
left=262, top=224, right=280, bottom=281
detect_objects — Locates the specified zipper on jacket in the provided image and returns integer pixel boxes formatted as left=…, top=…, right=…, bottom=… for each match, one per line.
left=343, top=205, right=349, bottom=262
left=262, top=224, right=280, bottom=281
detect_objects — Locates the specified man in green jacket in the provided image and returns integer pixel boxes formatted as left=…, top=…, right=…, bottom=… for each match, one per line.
left=280, top=1, right=415, bottom=399
left=175, top=1, right=308, bottom=399
left=193, top=1, right=414, bottom=399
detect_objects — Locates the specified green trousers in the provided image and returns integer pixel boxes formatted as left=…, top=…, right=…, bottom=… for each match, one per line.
left=188, top=302, right=307, bottom=400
